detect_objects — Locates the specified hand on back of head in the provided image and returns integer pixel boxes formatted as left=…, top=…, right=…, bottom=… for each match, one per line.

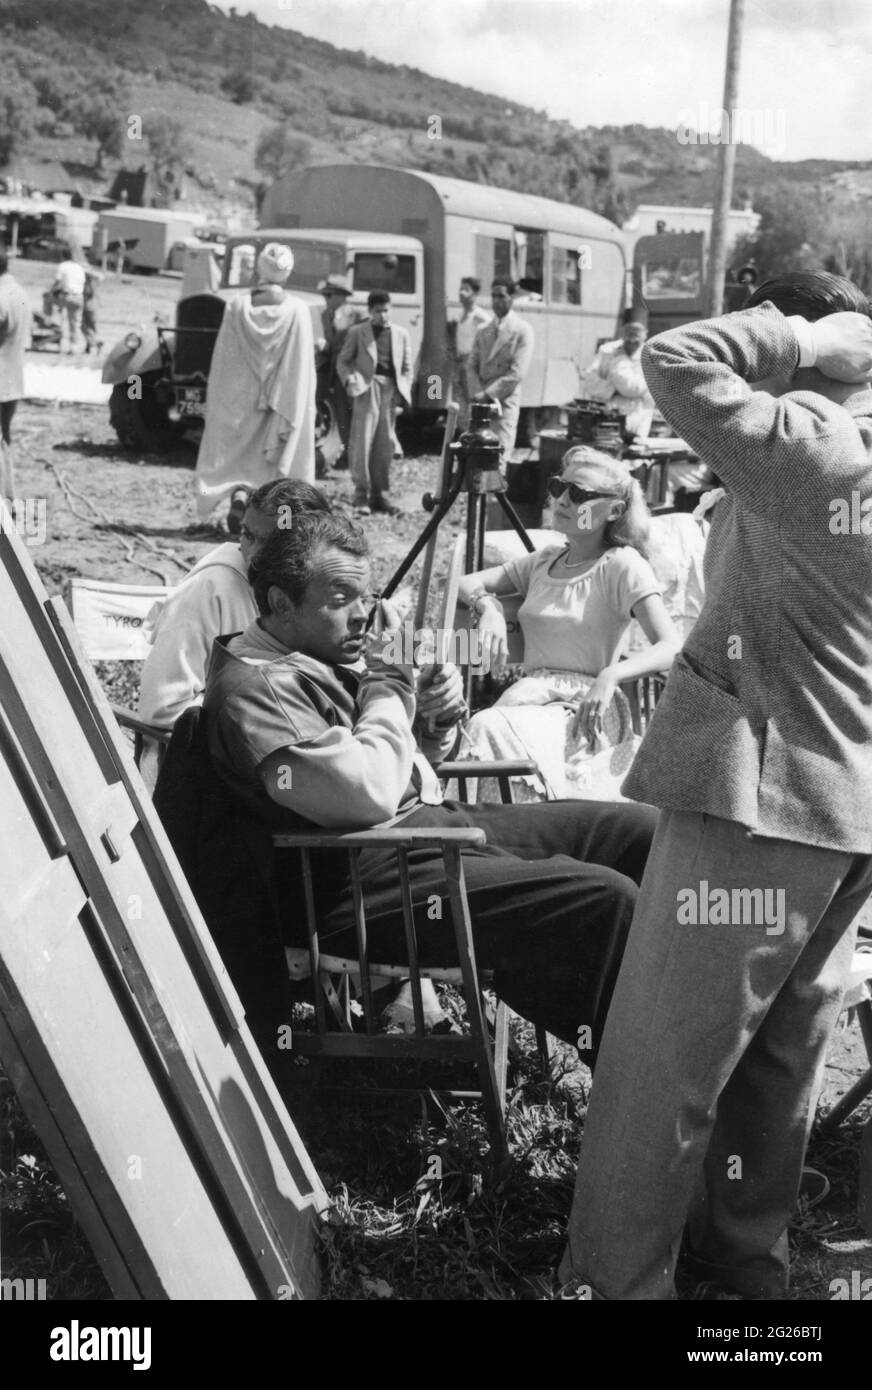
left=811, top=312, right=872, bottom=384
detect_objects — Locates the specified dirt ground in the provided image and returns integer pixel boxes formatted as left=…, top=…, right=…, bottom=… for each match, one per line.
left=4, top=259, right=871, bottom=1300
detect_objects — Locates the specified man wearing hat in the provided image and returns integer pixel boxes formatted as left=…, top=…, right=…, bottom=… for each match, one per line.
left=337, top=290, right=412, bottom=516
left=316, top=274, right=368, bottom=466
left=578, top=310, right=655, bottom=439
left=195, top=242, right=316, bottom=524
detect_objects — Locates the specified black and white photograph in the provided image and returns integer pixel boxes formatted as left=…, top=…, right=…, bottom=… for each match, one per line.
left=1, top=0, right=871, bottom=1343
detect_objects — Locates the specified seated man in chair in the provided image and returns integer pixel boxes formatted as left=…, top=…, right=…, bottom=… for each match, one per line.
left=202, top=512, right=658, bottom=1058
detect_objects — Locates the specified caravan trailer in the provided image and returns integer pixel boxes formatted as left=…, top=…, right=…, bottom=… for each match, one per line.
left=258, top=164, right=627, bottom=424
left=93, top=207, right=203, bottom=273
left=102, top=165, right=627, bottom=451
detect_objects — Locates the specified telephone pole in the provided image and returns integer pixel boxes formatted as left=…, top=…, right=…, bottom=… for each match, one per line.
left=707, top=0, right=746, bottom=315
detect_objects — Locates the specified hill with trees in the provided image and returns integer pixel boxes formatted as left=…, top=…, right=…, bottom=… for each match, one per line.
left=1, top=0, right=870, bottom=284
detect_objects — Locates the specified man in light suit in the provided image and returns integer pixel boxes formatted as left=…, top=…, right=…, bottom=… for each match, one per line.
left=447, top=275, right=492, bottom=428
left=466, top=276, right=534, bottom=462
left=337, top=290, right=412, bottom=516
left=559, top=272, right=872, bottom=1301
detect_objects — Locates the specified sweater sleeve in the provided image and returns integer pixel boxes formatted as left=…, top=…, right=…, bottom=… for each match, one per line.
left=640, top=302, right=863, bottom=513
left=138, top=567, right=253, bottom=729
left=255, top=673, right=419, bottom=828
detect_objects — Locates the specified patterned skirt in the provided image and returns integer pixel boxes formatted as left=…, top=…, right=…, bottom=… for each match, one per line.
left=458, top=668, right=641, bottom=804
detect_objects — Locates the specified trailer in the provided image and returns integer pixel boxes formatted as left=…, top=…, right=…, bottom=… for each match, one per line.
left=259, top=163, right=627, bottom=423
left=102, top=165, right=629, bottom=452
left=92, top=207, right=203, bottom=273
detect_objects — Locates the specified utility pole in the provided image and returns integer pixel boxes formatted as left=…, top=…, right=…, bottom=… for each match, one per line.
left=707, top=0, right=746, bottom=315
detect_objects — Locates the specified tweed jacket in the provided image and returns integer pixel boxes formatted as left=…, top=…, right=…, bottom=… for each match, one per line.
left=336, top=319, right=413, bottom=407
left=466, top=309, right=534, bottom=407
left=623, top=302, right=872, bottom=853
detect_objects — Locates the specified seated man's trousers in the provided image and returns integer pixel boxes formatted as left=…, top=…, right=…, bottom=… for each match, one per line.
left=316, top=798, right=657, bottom=1057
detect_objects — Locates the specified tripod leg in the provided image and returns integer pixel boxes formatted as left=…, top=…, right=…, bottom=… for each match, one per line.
left=463, top=492, right=489, bottom=707
left=415, top=406, right=458, bottom=628
left=379, top=477, right=464, bottom=603
left=494, top=491, right=536, bottom=552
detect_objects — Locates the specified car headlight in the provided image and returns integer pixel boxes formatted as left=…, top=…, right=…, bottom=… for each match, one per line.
left=124, top=332, right=142, bottom=352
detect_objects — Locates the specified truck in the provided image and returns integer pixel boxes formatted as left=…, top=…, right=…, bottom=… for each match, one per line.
left=92, top=207, right=205, bottom=274
left=101, top=163, right=630, bottom=453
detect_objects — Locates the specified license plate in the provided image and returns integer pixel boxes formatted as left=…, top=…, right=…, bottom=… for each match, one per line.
left=177, top=389, right=204, bottom=416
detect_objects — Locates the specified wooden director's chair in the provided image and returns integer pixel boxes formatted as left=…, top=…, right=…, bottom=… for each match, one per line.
left=111, top=701, right=535, bottom=1169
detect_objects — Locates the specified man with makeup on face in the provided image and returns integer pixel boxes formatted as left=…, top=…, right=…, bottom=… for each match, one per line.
left=201, top=510, right=658, bottom=1056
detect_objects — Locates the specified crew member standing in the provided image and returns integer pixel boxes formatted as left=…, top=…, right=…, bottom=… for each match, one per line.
left=448, top=275, right=491, bottom=428
left=0, top=250, right=32, bottom=500
left=578, top=311, right=655, bottom=439
left=315, top=274, right=367, bottom=467
left=51, top=250, right=87, bottom=355
left=337, top=290, right=412, bottom=517
left=466, top=276, right=534, bottom=462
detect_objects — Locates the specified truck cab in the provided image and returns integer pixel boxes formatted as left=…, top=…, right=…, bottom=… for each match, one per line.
left=631, top=231, right=707, bottom=335
left=221, top=228, right=424, bottom=363
left=102, top=227, right=421, bottom=455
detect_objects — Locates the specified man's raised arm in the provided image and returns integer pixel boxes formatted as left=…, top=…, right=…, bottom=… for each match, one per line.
left=258, top=664, right=418, bottom=828
left=641, top=303, right=872, bottom=508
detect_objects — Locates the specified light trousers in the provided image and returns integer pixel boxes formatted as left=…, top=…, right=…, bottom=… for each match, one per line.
left=559, top=809, right=872, bottom=1299
left=348, top=376, right=396, bottom=501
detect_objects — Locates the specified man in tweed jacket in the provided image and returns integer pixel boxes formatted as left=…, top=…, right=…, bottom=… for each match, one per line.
left=559, top=272, right=872, bottom=1300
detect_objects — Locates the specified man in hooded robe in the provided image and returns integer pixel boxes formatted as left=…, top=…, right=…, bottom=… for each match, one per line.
left=195, top=243, right=316, bottom=524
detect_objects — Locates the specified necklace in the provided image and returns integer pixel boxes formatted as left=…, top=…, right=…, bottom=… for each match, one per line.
left=558, top=549, right=600, bottom=571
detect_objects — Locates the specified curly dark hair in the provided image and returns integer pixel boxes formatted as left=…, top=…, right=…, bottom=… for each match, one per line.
left=249, top=512, right=369, bottom=615
left=246, top=478, right=331, bottom=517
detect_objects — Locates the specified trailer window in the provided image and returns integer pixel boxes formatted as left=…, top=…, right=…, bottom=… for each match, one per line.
left=515, top=229, right=545, bottom=297
left=353, top=253, right=416, bottom=294
left=640, top=254, right=702, bottom=299
left=223, top=239, right=343, bottom=290
left=475, top=234, right=512, bottom=288
left=550, top=247, right=581, bottom=305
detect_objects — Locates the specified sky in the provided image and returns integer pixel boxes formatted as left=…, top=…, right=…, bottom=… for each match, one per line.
left=220, top=0, right=872, bottom=163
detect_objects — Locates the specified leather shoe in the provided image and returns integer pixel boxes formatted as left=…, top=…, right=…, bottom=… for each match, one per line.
left=370, top=494, right=401, bottom=516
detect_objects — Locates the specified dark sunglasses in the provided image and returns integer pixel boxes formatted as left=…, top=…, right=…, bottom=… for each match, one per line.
left=547, top=478, right=622, bottom=506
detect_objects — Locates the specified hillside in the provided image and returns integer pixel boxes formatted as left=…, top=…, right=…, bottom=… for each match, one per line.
left=0, top=0, right=867, bottom=225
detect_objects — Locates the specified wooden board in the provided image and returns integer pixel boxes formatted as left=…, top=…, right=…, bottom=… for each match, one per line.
left=0, top=508, right=327, bottom=1300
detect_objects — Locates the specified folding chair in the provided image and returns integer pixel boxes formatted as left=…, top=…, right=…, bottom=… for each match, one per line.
left=65, top=575, right=173, bottom=777
left=276, top=748, right=547, bottom=1170
left=277, top=819, right=510, bottom=1165
left=117, top=698, right=536, bottom=1168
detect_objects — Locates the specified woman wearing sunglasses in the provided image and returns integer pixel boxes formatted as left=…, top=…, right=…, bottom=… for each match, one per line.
left=457, top=446, right=681, bottom=801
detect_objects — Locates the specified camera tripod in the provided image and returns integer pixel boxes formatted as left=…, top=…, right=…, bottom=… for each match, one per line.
left=376, top=406, right=535, bottom=699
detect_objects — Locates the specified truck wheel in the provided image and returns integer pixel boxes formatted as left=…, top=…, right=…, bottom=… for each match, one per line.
left=315, top=394, right=343, bottom=473
left=109, top=379, right=183, bottom=453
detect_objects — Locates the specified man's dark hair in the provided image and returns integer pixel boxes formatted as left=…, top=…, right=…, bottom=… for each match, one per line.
left=491, top=275, right=517, bottom=296
left=246, top=478, right=331, bottom=517
left=746, top=271, right=870, bottom=322
left=250, top=512, right=369, bottom=615
left=0, top=250, right=8, bottom=277
left=367, top=290, right=391, bottom=309
left=461, top=275, right=481, bottom=293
